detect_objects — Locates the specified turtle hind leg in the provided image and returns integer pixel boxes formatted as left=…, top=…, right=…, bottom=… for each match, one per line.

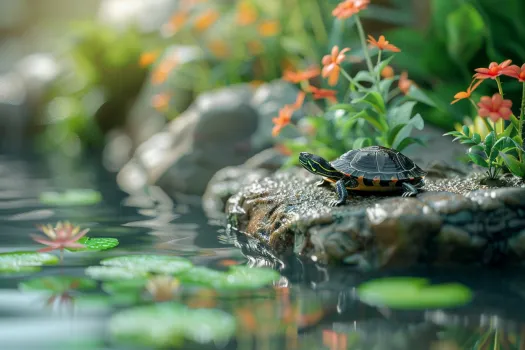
left=329, top=179, right=348, bottom=206
left=401, top=182, right=419, bottom=197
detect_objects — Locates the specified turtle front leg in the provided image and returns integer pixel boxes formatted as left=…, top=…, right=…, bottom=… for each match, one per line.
left=402, top=182, right=419, bottom=197
left=330, top=179, right=348, bottom=206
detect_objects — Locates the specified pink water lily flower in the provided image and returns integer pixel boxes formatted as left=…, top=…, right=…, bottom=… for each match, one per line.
left=31, top=222, right=89, bottom=259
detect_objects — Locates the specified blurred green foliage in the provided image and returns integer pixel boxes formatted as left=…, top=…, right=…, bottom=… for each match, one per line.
left=387, top=0, right=525, bottom=130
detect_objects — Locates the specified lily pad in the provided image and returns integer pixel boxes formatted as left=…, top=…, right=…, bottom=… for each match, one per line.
left=39, top=189, right=102, bottom=206
left=0, top=251, right=59, bottom=273
left=66, top=237, right=119, bottom=252
left=357, top=277, right=473, bottom=309
left=178, top=267, right=227, bottom=286
left=213, top=266, right=280, bottom=290
left=85, top=266, right=148, bottom=281
left=101, top=279, right=148, bottom=295
left=100, top=255, right=193, bottom=275
left=19, top=276, right=97, bottom=292
left=109, top=303, right=236, bottom=347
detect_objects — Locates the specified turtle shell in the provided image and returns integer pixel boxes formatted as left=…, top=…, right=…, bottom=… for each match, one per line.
left=330, top=146, right=427, bottom=181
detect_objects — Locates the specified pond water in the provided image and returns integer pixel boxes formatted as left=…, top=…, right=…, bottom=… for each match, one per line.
left=0, top=152, right=525, bottom=350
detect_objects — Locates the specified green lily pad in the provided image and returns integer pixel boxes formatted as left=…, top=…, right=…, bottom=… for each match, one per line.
left=66, top=237, right=119, bottom=252
left=85, top=266, right=148, bottom=281
left=213, top=266, right=280, bottom=290
left=178, top=267, right=227, bottom=286
left=39, top=189, right=102, bottom=206
left=109, top=303, right=236, bottom=347
left=357, top=277, right=473, bottom=309
left=0, top=251, right=59, bottom=273
left=19, top=276, right=97, bottom=292
left=100, top=255, right=193, bottom=275
left=101, top=279, right=148, bottom=295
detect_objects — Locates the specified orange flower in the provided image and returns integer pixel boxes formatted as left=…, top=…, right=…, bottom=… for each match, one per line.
left=31, top=222, right=88, bottom=257
left=151, top=56, right=178, bottom=85
left=258, top=20, right=280, bottom=37
left=309, top=86, right=337, bottom=103
left=292, top=91, right=306, bottom=109
left=151, top=93, right=171, bottom=112
left=162, top=11, right=188, bottom=36
left=381, top=65, right=394, bottom=78
left=322, top=46, right=350, bottom=86
left=398, top=71, right=413, bottom=95
left=451, top=79, right=483, bottom=104
left=275, top=143, right=292, bottom=156
left=272, top=105, right=294, bottom=137
left=282, top=66, right=321, bottom=83
left=501, top=63, right=525, bottom=82
left=477, top=93, right=513, bottom=122
left=139, top=51, right=159, bottom=67
left=367, top=35, right=401, bottom=52
left=236, top=1, right=257, bottom=26
left=332, top=0, right=369, bottom=19
left=194, top=9, right=219, bottom=32
left=207, top=40, right=229, bottom=58
left=474, top=59, right=512, bottom=80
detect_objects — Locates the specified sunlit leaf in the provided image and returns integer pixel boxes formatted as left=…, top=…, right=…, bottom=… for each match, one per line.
left=85, top=266, right=148, bottom=281
left=0, top=251, right=59, bottom=273
left=357, top=277, right=472, bottom=309
left=468, top=153, right=489, bottom=168
left=66, top=237, right=119, bottom=252
left=109, top=303, right=236, bottom=347
left=39, top=189, right=102, bottom=206
left=100, top=255, right=193, bottom=275
left=499, top=152, right=525, bottom=178
left=351, top=91, right=386, bottom=115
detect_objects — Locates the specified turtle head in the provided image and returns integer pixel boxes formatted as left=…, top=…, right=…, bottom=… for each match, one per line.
left=299, top=152, right=340, bottom=178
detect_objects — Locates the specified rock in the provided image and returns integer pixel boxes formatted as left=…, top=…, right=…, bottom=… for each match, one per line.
left=118, top=83, right=259, bottom=196
left=222, top=165, right=525, bottom=268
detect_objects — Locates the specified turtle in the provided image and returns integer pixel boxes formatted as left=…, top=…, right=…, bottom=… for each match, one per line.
left=298, top=146, right=427, bottom=206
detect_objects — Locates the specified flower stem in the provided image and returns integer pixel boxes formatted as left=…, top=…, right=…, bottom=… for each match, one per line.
left=519, top=82, right=525, bottom=161
left=354, top=16, right=374, bottom=74
left=496, top=77, right=504, bottom=134
left=376, top=50, right=382, bottom=89
left=340, top=67, right=360, bottom=89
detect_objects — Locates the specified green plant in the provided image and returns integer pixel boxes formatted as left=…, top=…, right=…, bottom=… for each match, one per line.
left=386, top=0, right=525, bottom=130
left=444, top=61, right=525, bottom=179
left=271, top=0, right=434, bottom=165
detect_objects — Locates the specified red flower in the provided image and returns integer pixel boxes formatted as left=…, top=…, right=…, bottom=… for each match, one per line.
left=477, top=93, right=513, bottom=122
left=398, top=71, right=413, bottom=95
left=332, top=0, right=369, bottom=19
left=322, top=46, right=350, bottom=86
left=367, top=35, right=401, bottom=52
left=309, top=86, right=337, bottom=103
left=474, top=60, right=512, bottom=80
left=501, top=63, right=525, bottom=82
left=31, top=222, right=88, bottom=255
left=272, top=105, right=294, bottom=137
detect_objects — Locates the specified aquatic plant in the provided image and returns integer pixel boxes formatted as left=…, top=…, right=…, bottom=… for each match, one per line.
left=356, top=277, right=473, bottom=309
left=272, top=0, right=434, bottom=164
left=31, top=222, right=89, bottom=261
left=0, top=251, right=59, bottom=273
left=145, top=275, right=181, bottom=302
left=445, top=60, right=525, bottom=179
left=39, top=189, right=102, bottom=207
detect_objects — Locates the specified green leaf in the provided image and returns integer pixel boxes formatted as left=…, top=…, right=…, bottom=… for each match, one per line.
left=66, top=237, right=119, bottom=252
left=445, top=3, right=486, bottom=63
left=109, top=304, right=236, bottom=347
left=387, top=123, right=407, bottom=146
left=19, top=276, right=96, bottom=292
left=471, top=133, right=481, bottom=144
left=212, top=266, right=281, bottom=290
left=469, top=145, right=484, bottom=153
left=391, top=114, right=424, bottom=150
left=387, top=101, right=417, bottom=128
left=353, top=71, right=375, bottom=83
left=178, top=267, right=226, bottom=286
left=395, top=137, right=425, bottom=152
left=39, top=189, right=102, bottom=206
left=351, top=91, right=386, bottom=115
left=357, top=277, right=472, bottom=309
left=373, top=55, right=395, bottom=76
left=501, top=123, right=515, bottom=138
left=85, top=266, right=148, bottom=281
left=406, top=85, right=437, bottom=107
left=101, top=255, right=193, bottom=275
left=443, top=131, right=463, bottom=137
left=510, top=114, right=520, bottom=131
left=499, top=152, right=525, bottom=177
left=490, top=137, right=520, bottom=162
left=468, top=153, right=489, bottom=168
left=484, top=131, right=495, bottom=155
left=462, top=125, right=470, bottom=137
left=0, top=251, right=59, bottom=273
left=352, top=137, right=373, bottom=149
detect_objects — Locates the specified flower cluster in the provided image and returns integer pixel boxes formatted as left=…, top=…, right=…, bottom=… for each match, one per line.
left=271, top=0, right=430, bottom=163
left=446, top=60, right=525, bottom=179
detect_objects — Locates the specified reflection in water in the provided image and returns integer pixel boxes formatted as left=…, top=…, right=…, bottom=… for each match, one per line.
left=0, top=154, right=524, bottom=349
